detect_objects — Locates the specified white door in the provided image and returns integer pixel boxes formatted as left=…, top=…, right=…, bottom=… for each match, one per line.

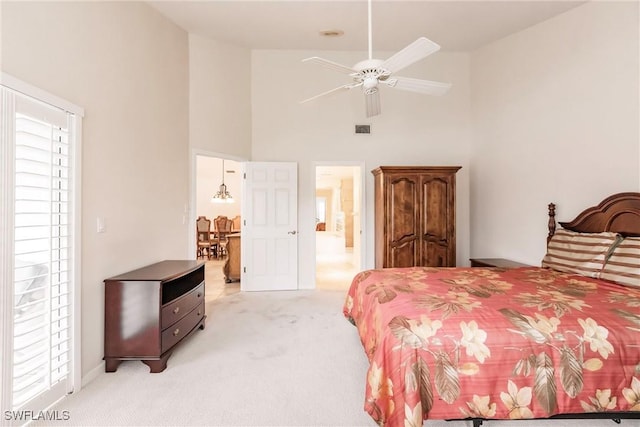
left=241, top=162, right=298, bottom=291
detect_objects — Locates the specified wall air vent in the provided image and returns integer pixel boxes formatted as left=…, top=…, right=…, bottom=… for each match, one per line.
left=355, top=124, right=371, bottom=134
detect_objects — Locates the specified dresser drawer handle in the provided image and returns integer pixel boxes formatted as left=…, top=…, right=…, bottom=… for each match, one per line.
left=173, top=307, right=180, bottom=314
left=197, top=311, right=202, bottom=316
left=197, top=292, right=202, bottom=298
left=173, top=328, right=180, bottom=336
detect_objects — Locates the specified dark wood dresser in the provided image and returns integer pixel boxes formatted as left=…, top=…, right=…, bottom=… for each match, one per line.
left=104, top=260, right=206, bottom=373
left=372, top=166, right=461, bottom=268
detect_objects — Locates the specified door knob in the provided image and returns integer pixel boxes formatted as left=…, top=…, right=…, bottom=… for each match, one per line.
left=288, top=230, right=297, bottom=235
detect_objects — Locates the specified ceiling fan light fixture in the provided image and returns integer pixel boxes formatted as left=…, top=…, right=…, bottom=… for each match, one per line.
left=363, top=76, right=378, bottom=91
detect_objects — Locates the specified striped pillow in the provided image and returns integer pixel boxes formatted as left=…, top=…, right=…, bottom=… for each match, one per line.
left=542, top=229, right=621, bottom=278
left=600, top=237, right=640, bottom=288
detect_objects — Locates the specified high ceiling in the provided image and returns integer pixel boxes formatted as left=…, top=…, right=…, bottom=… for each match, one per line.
left=148, top=1, right=585, bottom=53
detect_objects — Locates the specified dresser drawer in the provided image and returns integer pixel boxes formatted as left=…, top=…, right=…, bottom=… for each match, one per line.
left=161, top=282, right=204, bottom=329
left=161, top=301, right=204, bottom=354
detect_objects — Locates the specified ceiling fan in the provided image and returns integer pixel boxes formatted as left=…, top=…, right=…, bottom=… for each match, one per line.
left=300, top=0, right=451, bottom=118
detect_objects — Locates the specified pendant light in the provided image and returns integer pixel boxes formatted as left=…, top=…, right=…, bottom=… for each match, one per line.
left=211, top=159, right=234, bottom=203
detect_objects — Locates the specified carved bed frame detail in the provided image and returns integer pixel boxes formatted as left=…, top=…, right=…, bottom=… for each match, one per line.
left=547, top=192, right=640, bottom=241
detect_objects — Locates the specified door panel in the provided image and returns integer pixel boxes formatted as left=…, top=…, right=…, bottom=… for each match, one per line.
left=388, top=175, right=419, bottom=267
left=388, top=176, right=418, bottom=242
left=423, top=176, right=450, bottom=241
left=242, top=162, right=298, bottom=291
left=391, top=240, right=417, bottom=268
left=421, top=175, right=454, bottom=266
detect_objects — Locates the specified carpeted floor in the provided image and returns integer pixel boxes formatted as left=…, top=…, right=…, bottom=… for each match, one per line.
left=40, top=290, right=638, bottom=426
left=39, top=290, right=374, bottom=426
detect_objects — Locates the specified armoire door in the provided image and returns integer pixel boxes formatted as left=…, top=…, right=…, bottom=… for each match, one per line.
left=387, top=174, right=419, bottom=268
left=420, top=173, right=456, bottom=267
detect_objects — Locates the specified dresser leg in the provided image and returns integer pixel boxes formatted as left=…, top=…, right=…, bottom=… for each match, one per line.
left=105, top=358, right=121, bottom=372
left=142, top=353, right=171, bottom=373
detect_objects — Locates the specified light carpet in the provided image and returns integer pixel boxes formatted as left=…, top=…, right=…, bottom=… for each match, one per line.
left=42, top=290, right=637, bottom=426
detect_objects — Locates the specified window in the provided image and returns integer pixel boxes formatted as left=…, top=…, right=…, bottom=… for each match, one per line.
left=1, top=74, right=83, bottom=416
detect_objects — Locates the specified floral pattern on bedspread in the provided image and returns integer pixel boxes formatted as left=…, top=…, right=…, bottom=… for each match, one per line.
left=343, top=267, right=640, bottom=427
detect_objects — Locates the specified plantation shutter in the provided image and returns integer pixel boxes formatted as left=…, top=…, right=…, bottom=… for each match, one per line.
left=1, top=75, right=83, bottom=415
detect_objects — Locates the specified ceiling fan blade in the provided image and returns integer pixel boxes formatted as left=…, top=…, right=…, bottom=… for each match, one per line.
left=302, top=57, right=357, bottom=75
left=385, top=76, right=451, bottom=96
left=365, top=90, right=381, bottom=118
left=300, top=83, right=360, bottom=104
left=380, top=37, right=441, bottom=74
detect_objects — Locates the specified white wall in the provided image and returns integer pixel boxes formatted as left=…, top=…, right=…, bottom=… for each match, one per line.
left=251, top=49, right=472, bottom=287
left=470, top=1, right=640, bottom=265
left=2, top=2, right=190, bottom=377
left=189, top=34, right=252, bottom=159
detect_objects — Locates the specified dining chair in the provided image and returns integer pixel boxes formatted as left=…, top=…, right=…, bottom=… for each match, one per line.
left=214, top=216, right=233, bottom=258
left=231, top=215, right=241, bottom=232
left=196, top=216, right=217, bottom=259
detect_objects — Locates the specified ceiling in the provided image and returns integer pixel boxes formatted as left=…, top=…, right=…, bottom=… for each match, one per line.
left=148, top=1, right=585, bottom=53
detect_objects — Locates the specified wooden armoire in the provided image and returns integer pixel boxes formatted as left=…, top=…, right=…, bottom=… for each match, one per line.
left=372, top=166, right=461, bottom=268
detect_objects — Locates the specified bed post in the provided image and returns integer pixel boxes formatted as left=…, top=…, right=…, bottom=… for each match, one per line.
left=547, top=203, right=556, bottom=243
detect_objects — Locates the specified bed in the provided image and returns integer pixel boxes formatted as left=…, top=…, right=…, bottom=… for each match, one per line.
left=343, top=192, right=640, bottom=427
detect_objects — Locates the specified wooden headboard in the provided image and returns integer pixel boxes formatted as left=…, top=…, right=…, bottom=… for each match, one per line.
left=548, top=192, right=640, bottom=241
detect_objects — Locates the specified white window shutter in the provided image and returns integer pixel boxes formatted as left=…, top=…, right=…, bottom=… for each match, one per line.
left=1, top=75, right=83, bottom=415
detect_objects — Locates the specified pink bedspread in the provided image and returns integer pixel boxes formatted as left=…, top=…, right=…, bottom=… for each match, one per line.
left=343, top=267, right=640, bottom=426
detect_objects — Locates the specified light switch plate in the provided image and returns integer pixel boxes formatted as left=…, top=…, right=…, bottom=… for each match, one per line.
left=97, top=217, right=106, bottom=233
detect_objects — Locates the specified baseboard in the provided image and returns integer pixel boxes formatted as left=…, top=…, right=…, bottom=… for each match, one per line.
left=81, top=361, right=104, bottom=388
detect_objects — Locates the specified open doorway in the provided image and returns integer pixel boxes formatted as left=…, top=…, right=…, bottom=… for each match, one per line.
left=194, top=154, right=242, bottom=300
left=315, top=164, right=363, bottom=290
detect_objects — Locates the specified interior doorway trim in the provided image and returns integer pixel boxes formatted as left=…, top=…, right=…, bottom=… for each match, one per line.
left=189, top=149, right=247, bottom=259
left=312, top=160, right=366, bottom=289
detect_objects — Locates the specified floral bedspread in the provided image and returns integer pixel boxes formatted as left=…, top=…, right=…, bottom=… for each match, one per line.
left=343, top=267, right=640, bottom=427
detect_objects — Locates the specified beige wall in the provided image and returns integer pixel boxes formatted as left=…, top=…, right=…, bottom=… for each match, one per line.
left=2, top=2, right=190, bottom=377
left=189, top=34, right=252, bottom=159
left=470, top=1, right=640, bottom=265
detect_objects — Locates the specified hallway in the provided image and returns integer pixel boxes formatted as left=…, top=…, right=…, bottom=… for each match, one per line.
left=315, top=231, right=358, bottom=290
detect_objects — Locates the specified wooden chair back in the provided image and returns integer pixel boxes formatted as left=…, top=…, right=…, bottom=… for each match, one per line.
left=196, top=216, right=211, bottom=233
left=231, top=215, right=241, bottom=231
left=196, top=216, right=216, bottom=258
left=214, top=216, right=233, bottom=257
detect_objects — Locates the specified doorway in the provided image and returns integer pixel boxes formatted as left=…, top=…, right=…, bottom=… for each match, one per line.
left=193, top=153, right=243, bottom=300
left=315, top=164, right=363, bottom=290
